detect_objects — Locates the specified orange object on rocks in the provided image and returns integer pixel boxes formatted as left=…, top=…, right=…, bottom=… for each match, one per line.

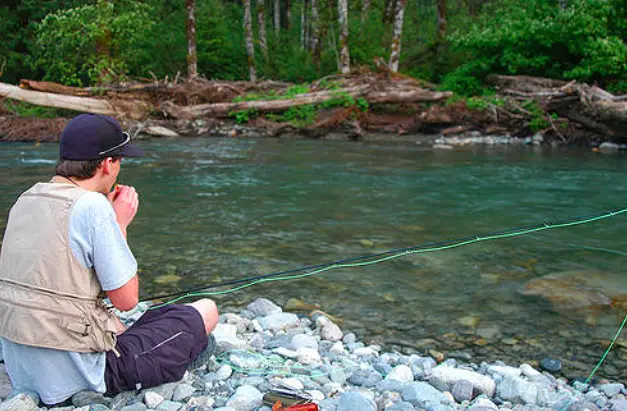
left=272, top=401, right=319, bottom=411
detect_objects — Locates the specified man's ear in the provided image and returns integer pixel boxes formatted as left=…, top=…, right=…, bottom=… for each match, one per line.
left=100, top=157, right=113, bottom=175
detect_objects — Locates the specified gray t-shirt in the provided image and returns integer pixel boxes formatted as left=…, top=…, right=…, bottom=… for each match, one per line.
left=1, top=190, right=137, bottom=405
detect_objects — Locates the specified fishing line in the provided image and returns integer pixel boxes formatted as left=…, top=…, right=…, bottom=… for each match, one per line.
left=140, top=207, right=627, bottom=381
left=142, top=207, right=627, bottom=307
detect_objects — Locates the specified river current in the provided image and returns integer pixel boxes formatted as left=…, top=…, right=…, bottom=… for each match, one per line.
left=1, top=137, right=626, bottom=381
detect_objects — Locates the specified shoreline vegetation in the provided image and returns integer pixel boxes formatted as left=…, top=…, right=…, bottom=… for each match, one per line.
left=1, top=73, right=626, bottom=147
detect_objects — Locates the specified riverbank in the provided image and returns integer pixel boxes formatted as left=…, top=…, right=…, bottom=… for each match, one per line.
left=1, top=114, right=626, bottom=153
left=0, top=298, right=625, bottom=411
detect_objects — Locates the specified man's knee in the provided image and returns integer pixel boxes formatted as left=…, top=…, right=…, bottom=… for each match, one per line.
left=187, top=298, right=219, bottom=335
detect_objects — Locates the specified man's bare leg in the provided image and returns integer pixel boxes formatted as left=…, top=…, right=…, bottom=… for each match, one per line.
left=186, top=298, right=219, bottom=335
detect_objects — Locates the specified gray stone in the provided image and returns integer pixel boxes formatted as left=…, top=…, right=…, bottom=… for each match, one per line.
left=291, top=334, right=318, bottom=350
left=110, top=391, right=137, bottom=410
left=386, top=365, right=414, bottom=382
left=568, top=401, right=600, bottom=411
left=0, top=364, right=12, bottom=400
left=347, top=369, right=382, bottom=387
left=225, top=385, right=263, bottom=411
left=0, top=393, right=39, bottom=411
left=539, top=358, right=561, bottom=373
left=498, top=376, right=538, bottom=405
left=431, top=365, right=496, bottom=397
left=452, top=380, right=475, bottom=402
left=258, top=313, right=300, bottom=332
left=172, top=383, right=196, bottom=402
left=156, top=400, right=183, bottom=411
left=230, top=351, right=262, bottom=370
left=610, top=399, right=627, bottom=411
left=90, top=404, right=111, bottom=411
left=329, top=368, right=347, bottom=385
left=319, top=397, right=339, bottom=411
left=320, top=322, right=343, bottom=342
left=600, top=384, right=625, bottom=397
left=247, top=298, right=282, bottom=317
left=336, top=391, right=376, bottom=411
left=147, top=382, right=178, bottom=401
left=72, top=391, right=109, bottom=407
left=376, top=379, right=408, bottom=393
left=402, top=382, right=448, bottom=407
left=386, top=401, right=417, bottom=410
left=144, top=391, right=165, bottom=409
left=120, top=404, right=147, bottom=411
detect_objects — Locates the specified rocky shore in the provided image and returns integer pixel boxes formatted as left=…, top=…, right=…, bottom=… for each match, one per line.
left=1, top=298, right=625, bottom=411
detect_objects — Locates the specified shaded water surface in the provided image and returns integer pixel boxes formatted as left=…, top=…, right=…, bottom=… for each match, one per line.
left=1, top=138, right=626, bottom=380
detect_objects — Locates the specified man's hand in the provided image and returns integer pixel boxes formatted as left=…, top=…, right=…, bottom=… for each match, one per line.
left=107, top=185, right=139, bottom=237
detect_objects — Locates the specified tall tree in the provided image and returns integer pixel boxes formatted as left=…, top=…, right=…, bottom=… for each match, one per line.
left=301, top=0, right=308, bottom=48
left=388, top=0, right=407, bottom=72
left=257, top=0, right=268, bottom=59
left=274, top=0, right=281, bottom=36
left=337, top=0, right=350, bottom=73
left=243, top=0, right=257, bottom=81
left=286, top=0, right=292, bottom=29
left=361, top=0, right=371, bottom=25
left=311, top=0, right=321, bottom=66
left=185, top=0, right=197, bottom=78
left=436, top=0, right=447, bottom=41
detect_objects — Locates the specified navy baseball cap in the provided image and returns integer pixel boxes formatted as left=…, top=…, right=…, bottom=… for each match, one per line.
left=59, top=113, right=143, bottom=160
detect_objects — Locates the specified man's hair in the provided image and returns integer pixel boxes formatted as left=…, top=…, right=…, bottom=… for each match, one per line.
left=55, top=156, right=121, bottom=180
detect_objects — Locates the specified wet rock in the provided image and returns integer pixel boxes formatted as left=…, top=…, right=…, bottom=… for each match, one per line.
left=258, top=313, right=300, bottom=332
left=247, top=298, right=282, bottom=317
left=386, top=365, right=414, bottom=382
left=72, top=391, right=109, bottom=407
left=539, top=358, right=561, bottom=373
left=431, top=365, right=496, bottom=397
left=452, top=380, right=475, bottom=402
left=497, top=376, right=538, bottom=405
left=336, top=391, right=377, bottom=411
left=599, top=383, right=624, bottom=397
left=0, top=393, right=39, bottom=411
left=225, top=385, right=263, bottom=410
left=402, top=382, right=448, bottom=407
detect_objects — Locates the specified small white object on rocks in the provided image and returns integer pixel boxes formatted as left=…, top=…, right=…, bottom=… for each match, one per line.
left=144, top=391, right=165, bottom=409
left=385, top=365, right=414, bottom=382
left=145, top=126, right=180, bottom=138
left=297, top=347, right=321, bottom=364
left=258, top=313, right=300, bottom=332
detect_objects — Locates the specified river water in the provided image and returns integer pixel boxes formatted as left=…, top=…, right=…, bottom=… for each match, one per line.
left=1, top=137, right=626, bottom=381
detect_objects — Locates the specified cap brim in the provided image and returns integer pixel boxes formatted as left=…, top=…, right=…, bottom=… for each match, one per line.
left=120, top=144, right=144, bottom=157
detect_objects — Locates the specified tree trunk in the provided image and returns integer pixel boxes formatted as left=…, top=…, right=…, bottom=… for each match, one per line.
left=257, top=0, right=268, bottom=59
left=274, top=0, right=281, bottom=37
left=162, top=85, right=453, bottom=119
left=337, top=0, right=350, bottom=74
left=185, top=0, right=198, bottom=78
left=0, top=82, right=151, bottom=119
left=300, top=0, right=307, bottom=48
left=286, top=0, right=292, bottom=30
left=388, top=0, right=407, bottom=72
left=311, top=0, right=321, bottom=66
left=243, top=0, right=257, bottom=82
left=361, top=0, right=371, bottom=24
left=383, top=0, right=396, bottom=24
left=436, top=0, right=446, bottom=40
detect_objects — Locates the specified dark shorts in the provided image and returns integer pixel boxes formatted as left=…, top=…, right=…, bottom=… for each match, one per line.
left=105, top=304, right=208, bottom=395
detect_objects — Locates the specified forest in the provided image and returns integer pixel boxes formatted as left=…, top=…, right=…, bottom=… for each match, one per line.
left=0, top=0, right=626, bottom=142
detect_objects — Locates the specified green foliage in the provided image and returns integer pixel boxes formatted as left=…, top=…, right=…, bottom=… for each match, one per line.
left=445, top=0, right=627, bottom=89
left=32, top=0, right=155, bottom=85
left=3, top=99, right=80, bottom=118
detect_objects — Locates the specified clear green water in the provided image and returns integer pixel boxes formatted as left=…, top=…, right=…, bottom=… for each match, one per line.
left=1, top=138, right=626, bottom=380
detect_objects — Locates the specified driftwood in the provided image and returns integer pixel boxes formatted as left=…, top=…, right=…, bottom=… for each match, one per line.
left=1, top=72, right=625, bottom=140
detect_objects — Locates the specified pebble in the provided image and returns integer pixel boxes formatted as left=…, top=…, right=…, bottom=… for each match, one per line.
left=2, top=297, right=625, bottom=411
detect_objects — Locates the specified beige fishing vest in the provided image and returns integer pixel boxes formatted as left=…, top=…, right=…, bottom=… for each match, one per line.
left=0, top=177, right=118, bottom=352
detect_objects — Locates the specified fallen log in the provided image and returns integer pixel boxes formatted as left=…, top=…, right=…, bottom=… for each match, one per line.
left=0, top=82, right=153, bottom=119
left=161, top=85, right=452, bottom=119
